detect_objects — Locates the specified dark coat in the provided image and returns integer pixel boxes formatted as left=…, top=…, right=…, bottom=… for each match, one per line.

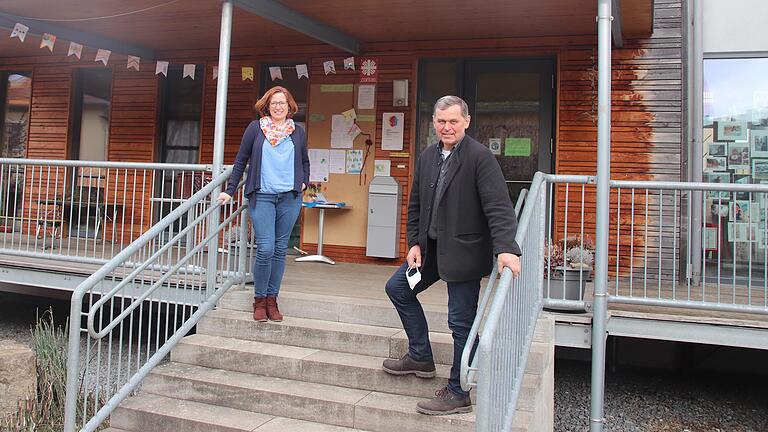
left=407, top=135, right=521, bottom=282
left=225, top=120, right=309, bottom=197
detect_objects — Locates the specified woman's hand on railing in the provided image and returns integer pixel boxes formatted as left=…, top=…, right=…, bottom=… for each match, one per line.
left=217, top=191, right=232, bottom=204
left=497, top=253, right=521, bottom=277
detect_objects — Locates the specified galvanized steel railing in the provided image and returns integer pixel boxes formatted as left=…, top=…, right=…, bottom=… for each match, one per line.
left=62, top=166, right=250, bottom=432
left=460, top=172, right=546, bottom=431
left=0, top=158, right=211, bottom=267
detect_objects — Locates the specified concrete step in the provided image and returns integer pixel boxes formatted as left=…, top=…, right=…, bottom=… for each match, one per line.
left=112, top=393, right=367, bottom=432
left=172, top=333, right=451, bottom=399
left=142, top=362, right=476, bottom=432
left=219, top=288, right=452, bottom=333
left=198, top=308, right=457, bottom=365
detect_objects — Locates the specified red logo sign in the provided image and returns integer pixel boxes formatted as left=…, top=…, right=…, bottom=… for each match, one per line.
left=359, top=58, right=379, bottom=83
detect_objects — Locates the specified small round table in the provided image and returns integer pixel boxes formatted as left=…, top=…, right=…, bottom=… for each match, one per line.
left=295, top=202, right=350, bottom=265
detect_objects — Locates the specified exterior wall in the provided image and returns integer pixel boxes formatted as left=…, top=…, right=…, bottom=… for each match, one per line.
left=0, top=0, right=684, bottom=265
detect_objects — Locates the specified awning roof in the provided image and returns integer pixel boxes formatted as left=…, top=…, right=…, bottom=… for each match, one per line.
left=0, top=0, right=653, bottom=59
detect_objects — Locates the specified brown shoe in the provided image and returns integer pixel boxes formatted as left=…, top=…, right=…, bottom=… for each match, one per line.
left=382, top=354, right=436, bottom=378
left=265, top=296, right=283, bottom=322
left=253, top=297, right=267, bottom=322
left=416, top=386, right=472, bottom=415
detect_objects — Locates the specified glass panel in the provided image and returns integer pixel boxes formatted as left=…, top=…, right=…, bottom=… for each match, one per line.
left=417, top=60, right=459, bottom=154
left=473, top=72, right=540, bottom=202
left=702, top=57, right=768, bottom=283
left=1, top=72, right=31, bottom=158
left=0, top=72, right=31, bottom=226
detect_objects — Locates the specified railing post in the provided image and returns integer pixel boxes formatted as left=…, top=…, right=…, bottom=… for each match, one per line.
left=63, top=293, right=83, bottom=432
left=591, top=0, right=612, bottom=431
left=207, top=0, right=233, bottom=293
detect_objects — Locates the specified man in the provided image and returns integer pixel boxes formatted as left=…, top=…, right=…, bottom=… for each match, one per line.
left=382, top=95, right=521, bottom=415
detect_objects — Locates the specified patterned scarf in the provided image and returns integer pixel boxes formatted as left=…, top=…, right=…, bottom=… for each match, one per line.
left=260, top=116, right=295, bottom=147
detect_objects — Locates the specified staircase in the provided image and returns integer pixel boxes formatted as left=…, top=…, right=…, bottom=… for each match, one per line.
left=106, top=286, right=555, bottom=432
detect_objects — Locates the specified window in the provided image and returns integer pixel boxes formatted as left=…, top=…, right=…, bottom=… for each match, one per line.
left=0, top=71, right=32, bottom=158
left=702, top=57, right=768, bottom=271
left=70, top=68, right=112, bottom=161
left=158, top=65, right=204, bottom=164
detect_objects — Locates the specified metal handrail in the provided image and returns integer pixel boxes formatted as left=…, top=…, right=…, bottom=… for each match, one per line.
left=460, top=172, right=546, bottom=431
left=0, top=157, right=211, bottom=171
left=63, top=166, right=240, bottom=432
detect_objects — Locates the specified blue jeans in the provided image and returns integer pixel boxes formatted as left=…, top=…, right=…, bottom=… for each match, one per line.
left=384, top=243, right=480, bottom=398
left=248, top=191, right=301, bottom=298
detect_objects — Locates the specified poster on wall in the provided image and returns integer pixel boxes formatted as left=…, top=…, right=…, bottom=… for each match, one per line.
left=381, top=113, right=405, bottom=150
left=309, top=149, right=330, bottom=182
left=346, top=149, right=363, bottom=174
left=716, top=121, right=748, bottom=141
left=489, top=138, right=502, bottom=155
left=329, top=149, right=346, bottom=174
left=374, top=160, right=391, bottom=177
left=751, top=130, right=768, bottom=157
left=727, top=143, right=750, bottom=171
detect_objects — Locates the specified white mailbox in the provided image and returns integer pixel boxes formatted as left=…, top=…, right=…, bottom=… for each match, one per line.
left=366, top=176, right=401, bottom=258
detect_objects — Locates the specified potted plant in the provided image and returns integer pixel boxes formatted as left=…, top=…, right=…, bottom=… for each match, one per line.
left=545, top=235, right=595, bottom=308
left=304, top=182, right=325, bottom=202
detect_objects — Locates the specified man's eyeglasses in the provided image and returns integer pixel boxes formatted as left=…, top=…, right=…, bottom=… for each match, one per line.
left=270, top=101, right=288, bottom=107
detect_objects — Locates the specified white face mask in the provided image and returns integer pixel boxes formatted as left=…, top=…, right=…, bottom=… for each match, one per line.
left=405, top=265, right=421, bottom=290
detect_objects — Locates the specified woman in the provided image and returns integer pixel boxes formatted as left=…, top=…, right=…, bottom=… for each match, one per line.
left=219, top=86, right=309, bottom=322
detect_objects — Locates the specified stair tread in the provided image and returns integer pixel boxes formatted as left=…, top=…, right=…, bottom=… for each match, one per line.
left=179, top=333, right=452, bottom=377
left=115, top=393, right=369, bottom=431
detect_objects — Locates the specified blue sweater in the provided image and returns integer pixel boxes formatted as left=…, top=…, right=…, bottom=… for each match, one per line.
left=225, top=120, right=310, bottom=197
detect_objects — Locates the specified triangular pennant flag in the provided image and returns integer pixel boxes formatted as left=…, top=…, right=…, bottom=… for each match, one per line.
left=155, top=61, right=169, bottom=77
left=269, top=66, right=282, bottom=81
left=183, top=64, right=196, bottom=79
left=10, top=23, right=29, bottom=42
left=296, top=64, right=308, bottom=79
left=95, top=49, right=111, bottom=66
left=40, top=33, right=56, bottom=52
left=242, top=66, right=254, bottom=81
left=68, top=42, right=83, bottom=59
left=127, top=56, right=140, bottom=71
left=323, top=60, right=336, bottom=75
left=344, top=57, right=355, bottom=71
left=213, top=66, right=218, bottom=80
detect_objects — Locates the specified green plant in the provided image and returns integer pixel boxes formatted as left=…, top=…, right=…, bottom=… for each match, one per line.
left=1, top=309, right=106, bottom=432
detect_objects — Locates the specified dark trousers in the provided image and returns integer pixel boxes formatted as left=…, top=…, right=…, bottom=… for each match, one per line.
left=384, top=244, right=480, bottom=398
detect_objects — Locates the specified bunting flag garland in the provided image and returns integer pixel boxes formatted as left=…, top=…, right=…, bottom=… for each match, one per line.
left=183, top=64, right=196, bottom=79
left=242, top=66, right=254, bottom=81
left=127, top=56, right=140, bottom=71
left=10, top=23, right=29, bottom=42
left=323, top=60, right=336, bottom=75
left=344, top=57, right=355, bottom=71
left=269, top=66, right=282, bottom=81
left=95, top=49, right=111, bottom=66
left=213, top=66, right=218, bottom=80
left=68, top=42, right=82, bottom=59
left=296, top=64, right=308, bottom=79
left=155, top=61, right=169, bottom=77
left=40, top=33, right=56, bottom=52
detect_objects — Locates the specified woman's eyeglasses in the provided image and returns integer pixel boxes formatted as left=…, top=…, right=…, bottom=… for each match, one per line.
left=269, top=101, right=287, bottom=107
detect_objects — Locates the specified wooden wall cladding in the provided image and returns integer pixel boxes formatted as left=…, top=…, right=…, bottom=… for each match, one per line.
left=27, top=66, right=70, bottom=160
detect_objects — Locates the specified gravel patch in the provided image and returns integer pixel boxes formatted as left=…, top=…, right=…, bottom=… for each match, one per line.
left=555, top=359, right=768, bottom=432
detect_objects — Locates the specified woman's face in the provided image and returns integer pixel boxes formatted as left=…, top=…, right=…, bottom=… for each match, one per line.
left=268, top=92, right=289, bottom=123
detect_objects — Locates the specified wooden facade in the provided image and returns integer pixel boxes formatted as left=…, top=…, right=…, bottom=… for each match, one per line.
left=0, top=0, right=682, bottom=269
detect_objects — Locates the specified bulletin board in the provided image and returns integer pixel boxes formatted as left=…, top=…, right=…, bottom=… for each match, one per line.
left=302, top=83, right=377, bottom=247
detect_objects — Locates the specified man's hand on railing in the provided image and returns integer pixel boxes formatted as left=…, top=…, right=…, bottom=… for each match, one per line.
left=217, top=192, right=232, bottom=204
left=498, top=253, right=521, bottom=277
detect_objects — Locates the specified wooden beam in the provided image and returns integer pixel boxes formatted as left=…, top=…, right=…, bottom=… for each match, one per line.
left=232, top=0, right=360, bottom=54
left=0, top=12, right=155, bottom=59
left=612, top=0, right=624, bottom=48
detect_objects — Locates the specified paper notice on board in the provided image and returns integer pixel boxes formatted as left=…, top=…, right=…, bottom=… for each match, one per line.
left=329, top=150, right=346, bottom=174
left=382, top=113, right=405, bottom=150
left=357, top=84, right=376, bottom=110
left=374, top=160, right=391, bottom=177
left=346, top=149, right=364, bottom=174
left=331, top=114, right=355, bottom=148
left=309, top=149, right=330, bottom=182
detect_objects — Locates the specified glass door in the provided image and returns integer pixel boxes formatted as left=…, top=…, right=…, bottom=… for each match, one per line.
left=463, top=59, right=554, bottom=203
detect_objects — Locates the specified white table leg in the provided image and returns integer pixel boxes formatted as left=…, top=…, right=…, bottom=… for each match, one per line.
left=296, top=207, right=335, bottom=264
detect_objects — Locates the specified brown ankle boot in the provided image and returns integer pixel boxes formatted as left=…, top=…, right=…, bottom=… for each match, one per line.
left=253, top=297, right=267, bottom=322
left=265, top=296, right=283, bottom=322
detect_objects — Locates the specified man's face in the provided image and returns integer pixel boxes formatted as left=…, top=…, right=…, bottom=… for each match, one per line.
left=433, top=105, right=470, bottom=148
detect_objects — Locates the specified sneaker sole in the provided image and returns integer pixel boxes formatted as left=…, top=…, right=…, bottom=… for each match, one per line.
left=416, top=405, right=473, bottom=416
left=381, top=366, right=436, bottom=379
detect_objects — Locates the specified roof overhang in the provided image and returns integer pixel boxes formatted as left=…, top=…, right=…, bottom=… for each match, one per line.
left=0, top=0, right=652, bottom=60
